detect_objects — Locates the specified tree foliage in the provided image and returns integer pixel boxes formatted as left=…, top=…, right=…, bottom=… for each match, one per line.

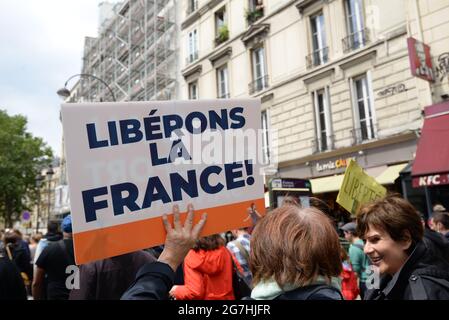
left=0, top=109, right=53, bottom=228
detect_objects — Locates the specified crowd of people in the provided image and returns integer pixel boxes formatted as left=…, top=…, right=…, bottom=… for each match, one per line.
left=1, top=194, right=449, bottom=300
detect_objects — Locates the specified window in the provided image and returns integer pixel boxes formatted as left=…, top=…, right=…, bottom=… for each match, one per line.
left=187, top=29, right=198, bottom=64
left=343, top=0, right=367, bottom=52
left=187, top=0, right=198, bottom=15
left=308, top=12, right=328, bottom=68
left=313, top=87, right=332, bottom=152
left=351, top=72, right=376, bottom=142
left=250, top=46, right=268, bottom=94
left=215, top=8, right=226, bottom=32
left=261, top=110, right=270, bottom=164
left=217, top=65, right=230, bottom=99
left=246, top=0, right=264, bottom=25
left=188, top=81, right=198, bottom=100
left=215, top=7, right=228, bottom=46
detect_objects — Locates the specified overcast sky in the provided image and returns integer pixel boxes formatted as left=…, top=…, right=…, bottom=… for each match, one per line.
left=0, top=1, right=112, bottom=157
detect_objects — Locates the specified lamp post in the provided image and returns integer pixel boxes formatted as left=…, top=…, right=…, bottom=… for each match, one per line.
left=35, top=174, right=45, bottom=233
left=56, top=73, right=116, bottom=102
left=46, top=165, right=54, bottom=225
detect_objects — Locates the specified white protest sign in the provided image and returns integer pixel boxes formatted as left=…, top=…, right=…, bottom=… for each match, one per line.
left=62, top=99, right=265, bottom=264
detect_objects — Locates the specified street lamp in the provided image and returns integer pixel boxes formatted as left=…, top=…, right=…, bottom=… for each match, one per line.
left=57, top=73, right=116, bottom=102
left=46, top=165, right=54, bottom=225
left=35, top=174, right=45, bottom=233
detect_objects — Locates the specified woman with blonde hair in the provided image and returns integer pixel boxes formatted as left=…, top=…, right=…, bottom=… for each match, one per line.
left=249, top=205, right=343, bottom=300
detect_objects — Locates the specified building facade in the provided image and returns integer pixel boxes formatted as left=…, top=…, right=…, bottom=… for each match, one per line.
left=179, top=0, right=449, bottom=213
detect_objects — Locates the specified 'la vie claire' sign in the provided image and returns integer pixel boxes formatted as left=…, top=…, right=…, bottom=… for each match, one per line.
left=316, top=157, right=356, bottom=172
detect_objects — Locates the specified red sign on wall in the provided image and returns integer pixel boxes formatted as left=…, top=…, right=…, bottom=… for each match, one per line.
left=407, top=37, right=434, bottom=82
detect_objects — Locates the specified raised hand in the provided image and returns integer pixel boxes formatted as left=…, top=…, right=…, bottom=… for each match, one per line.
left=158, top=204, right=207, bottom=271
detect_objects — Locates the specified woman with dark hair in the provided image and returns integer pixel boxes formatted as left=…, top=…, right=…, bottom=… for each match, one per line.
left=169, top=234, right=235, bottom=300
left=249, top=205, right=343, bottom=300
left=357, top=195, right=449, bottom=300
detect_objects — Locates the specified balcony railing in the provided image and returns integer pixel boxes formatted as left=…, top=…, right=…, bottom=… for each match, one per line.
left=342, top=28, right=370, bottom=53
left=186, top=0, right=198, bottom=16
left=215, top=25, right=229, bottom=46
left=311, top=135, right=335, bottom=154
left=185, top=51, right=199, bottom=65
left=218, top=93, right=230, bottom=99
left=350, top=123, right=377, bottom=145
left=306, top=47, right=329, bottom=69
left=249, top=75, right=269, bottom=95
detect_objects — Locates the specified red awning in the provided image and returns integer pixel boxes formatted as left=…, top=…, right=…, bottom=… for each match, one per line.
left=412, top=101, right=449, bottom=188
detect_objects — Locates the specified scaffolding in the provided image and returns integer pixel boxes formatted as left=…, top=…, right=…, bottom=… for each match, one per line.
left=79, top=0, right=177, bottom=102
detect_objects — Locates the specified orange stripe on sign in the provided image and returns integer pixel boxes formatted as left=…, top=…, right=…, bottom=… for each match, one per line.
left=73, top=198, right=265, bottom=265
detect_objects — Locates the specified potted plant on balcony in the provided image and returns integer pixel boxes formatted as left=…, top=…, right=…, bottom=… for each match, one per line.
left=245, top=3, right=264, bottom=24
left=215, top=24, right=229, bottom=46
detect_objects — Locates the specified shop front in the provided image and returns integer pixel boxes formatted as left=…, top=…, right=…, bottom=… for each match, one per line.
left=408, top=101, right=449, bottom=218
left=278, top=133, right=417, bottom=221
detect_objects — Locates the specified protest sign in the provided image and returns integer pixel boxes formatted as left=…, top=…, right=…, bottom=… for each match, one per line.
left=61, top=99, right=265, bottom=264
left=336, top=160, right=386, bottom=216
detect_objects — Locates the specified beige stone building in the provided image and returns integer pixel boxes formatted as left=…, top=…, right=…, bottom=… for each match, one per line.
left=179, top=0, right=449, bottom=211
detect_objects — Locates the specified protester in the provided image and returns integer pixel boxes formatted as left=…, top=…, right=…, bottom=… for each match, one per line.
left=34, top=220, right=63, bottom=264
left=3, top=230, right=33, bottom=293
left=169, top=234, right=235, bottom=300
left=340, top=247, right=359, bottom=300
left=433, top=211, right=449, bottom=241
left=12, top=229, right=32, bottom=260
left=340, top=222, right=370, bottom=298
left=357, top=195, right=449, bottom=300
left=248, top=205, right=343, bottom=300
left=33, top=215, right=75, bottom=300
left=227, top=227, right=252, bottom=286
left=122, top=204, right=207, bottom=300
left=0, top=249, right=27, bottom=300
left=29, top=233, right=42, bottom=263
left=70, top=250, right=156, bottom=300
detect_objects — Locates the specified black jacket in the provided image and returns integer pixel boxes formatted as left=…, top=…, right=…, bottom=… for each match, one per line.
left=423, top=229, right=449, bottom=264
left=274, top=284, right=343, bottom=300
left=242, top=284, right=343, bottom=300
left=365, top=241, right=449, bottom=300
left=121, top=261, right=175, bottom=300
left=0, top=255, right=27, bottom=300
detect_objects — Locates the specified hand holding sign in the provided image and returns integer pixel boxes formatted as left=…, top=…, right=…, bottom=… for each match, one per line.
left=158, top=204, right=207, bottom=272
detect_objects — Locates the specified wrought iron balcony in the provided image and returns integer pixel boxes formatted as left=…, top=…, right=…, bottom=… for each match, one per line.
left=350, top=123, right=378, bottom=145
left=245, top=7, right=264, bottom=25
left=218, top=93, right=230, bottom=99
left=249, top=75, right=269, bottom=95
left=342, top=28, right=370, bottom=53
left=185, top=51, right=199, bottom=65
left=311, top=135, right=334, bottom=154
left=306, top=47, right=329, bottom=69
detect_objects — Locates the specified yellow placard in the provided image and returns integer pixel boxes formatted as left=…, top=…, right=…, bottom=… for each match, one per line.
left=336, top=160, right=387, bottom=216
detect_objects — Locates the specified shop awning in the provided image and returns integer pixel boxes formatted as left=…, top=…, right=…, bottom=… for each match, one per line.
left=310, top=174, right=345, bottom=194
left=376, top=163, right=408, bottom=185
left=412, top=101, right=449, bottom=188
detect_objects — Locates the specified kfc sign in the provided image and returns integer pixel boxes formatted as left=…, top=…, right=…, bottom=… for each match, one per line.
left=407, top=37, right=434, bottom=82
left=412, top=173, right=449, bottom=187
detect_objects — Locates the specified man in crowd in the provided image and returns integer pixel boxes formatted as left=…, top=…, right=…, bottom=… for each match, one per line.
left=341, top=222, right=370, bottom=299
left=32, top=215, right=75, bottom=300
